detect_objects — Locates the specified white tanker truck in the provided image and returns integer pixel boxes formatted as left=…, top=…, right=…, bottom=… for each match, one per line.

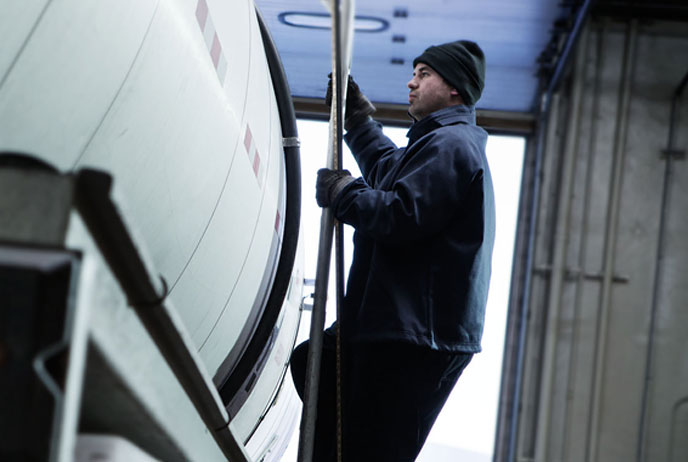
left=0, top=0, right=304, bottom=460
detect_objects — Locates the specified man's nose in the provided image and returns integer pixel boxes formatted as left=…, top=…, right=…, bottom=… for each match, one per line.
left=408, top=78, right=417, bottom=89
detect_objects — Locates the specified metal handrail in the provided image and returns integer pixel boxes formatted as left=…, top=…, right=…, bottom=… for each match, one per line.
left=74, top=169, right=249, bottom=462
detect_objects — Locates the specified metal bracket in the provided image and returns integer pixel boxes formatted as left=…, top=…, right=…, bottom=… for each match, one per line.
left=283, top=136, right=301, bottom=148
left=533, top=264, right=552, bottom=276
left=565, top=268, right=630, bottom=284
left=533, top=265, right=629, bottom=283
left=0, top=245, right=88, bottom=462
left=661, top=149, right=686, bottom=159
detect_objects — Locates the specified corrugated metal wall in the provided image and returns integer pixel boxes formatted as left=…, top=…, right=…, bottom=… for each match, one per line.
left=502, top=18, right=688, bottom=462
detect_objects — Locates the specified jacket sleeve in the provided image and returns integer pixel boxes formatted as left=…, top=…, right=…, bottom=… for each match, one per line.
left=333, top=129, right=484, bottom=245
left=344, top=119, right=400, bottom=187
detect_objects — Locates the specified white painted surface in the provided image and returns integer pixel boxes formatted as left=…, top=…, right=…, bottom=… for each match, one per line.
left=1, top=0, right=302, bottom=456
left=0, top=0, right=291, bottom=375
left=76, top=435, right=158, bottom=462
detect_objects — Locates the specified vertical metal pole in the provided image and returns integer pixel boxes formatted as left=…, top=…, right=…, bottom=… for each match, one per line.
left=533, top=26, right=588, bottom=462
left=561, top=23, right=606, bottom=458
left=586, top=19, right=637, bottom=462
left=296, top=203, right=335, bottom=462
left=332, top=0, right=346, bottom=459
left=296, top=1, right=354, bottom=461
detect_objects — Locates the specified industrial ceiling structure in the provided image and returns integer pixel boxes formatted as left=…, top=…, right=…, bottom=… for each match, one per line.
left=256, top=0, right=569, bottom=119
left=256, top=0, right=688, bottom=130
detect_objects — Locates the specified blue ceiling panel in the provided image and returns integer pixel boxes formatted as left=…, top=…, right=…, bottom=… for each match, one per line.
left=256, top=0, right=567, bottom=113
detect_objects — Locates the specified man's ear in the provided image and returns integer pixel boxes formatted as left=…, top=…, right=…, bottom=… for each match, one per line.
left=450, top=88, right=465, bottom=105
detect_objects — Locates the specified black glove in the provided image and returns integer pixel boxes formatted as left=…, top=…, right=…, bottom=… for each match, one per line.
left=325, top=74, right=376, bottom=131
left=316, top=168, right=354, bottom=207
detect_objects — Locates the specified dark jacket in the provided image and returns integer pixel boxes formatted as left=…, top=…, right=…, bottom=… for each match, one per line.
left=331, top=105, right=495, bottom=353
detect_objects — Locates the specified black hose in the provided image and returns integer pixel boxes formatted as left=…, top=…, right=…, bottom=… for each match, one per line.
left=217, top=7, right=302, bottom=417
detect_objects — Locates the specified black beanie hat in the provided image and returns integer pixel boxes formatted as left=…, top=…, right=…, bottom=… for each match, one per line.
left=413, top=40, right=486, bottom=106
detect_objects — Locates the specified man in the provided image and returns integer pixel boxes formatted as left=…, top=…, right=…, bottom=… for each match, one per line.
left=290, top=40, right=495, bottom=461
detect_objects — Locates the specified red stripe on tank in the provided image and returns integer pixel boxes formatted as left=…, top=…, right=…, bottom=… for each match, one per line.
left=253, top=151, right=261, bottom=176
left=210, top=33, right=222, bottom=68
left=195, top=0, right=208, bottom=30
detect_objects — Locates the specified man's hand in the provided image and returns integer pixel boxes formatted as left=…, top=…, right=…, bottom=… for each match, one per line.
left=316, top=168, right=354, bottom=207
left=325, top=75, right=376, bottom=131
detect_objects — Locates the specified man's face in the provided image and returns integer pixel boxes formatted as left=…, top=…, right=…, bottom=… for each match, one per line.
left=407, top=63, right=459, bottom=120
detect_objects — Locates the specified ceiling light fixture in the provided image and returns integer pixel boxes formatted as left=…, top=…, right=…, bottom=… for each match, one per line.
left=278, top=11, right=389, bottom=32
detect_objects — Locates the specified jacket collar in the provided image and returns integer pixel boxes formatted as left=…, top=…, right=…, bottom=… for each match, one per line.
left=406, top=105, right=476, bottom=145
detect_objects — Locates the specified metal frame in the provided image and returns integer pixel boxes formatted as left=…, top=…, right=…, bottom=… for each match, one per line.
left=293, top=97, right=536, bottom=135
left=72, top=168, right=251, bottom=462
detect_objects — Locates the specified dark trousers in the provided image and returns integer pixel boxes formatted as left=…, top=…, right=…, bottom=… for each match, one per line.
left=290, top=331, right=472, bottom=462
